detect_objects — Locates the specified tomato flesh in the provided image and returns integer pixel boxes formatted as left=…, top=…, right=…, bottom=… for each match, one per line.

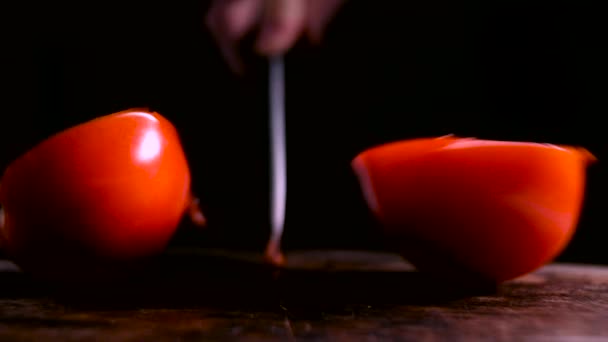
left=352, top=136, right=593, bottom=283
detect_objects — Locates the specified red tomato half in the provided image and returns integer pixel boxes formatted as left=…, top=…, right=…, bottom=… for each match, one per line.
left=0, top=109, right=191, bottom=282
left=352, top=136, right=594, bottom=283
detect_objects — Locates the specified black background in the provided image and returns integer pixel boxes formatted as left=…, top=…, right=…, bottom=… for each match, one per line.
left=2, top=1, right=607, bottom=263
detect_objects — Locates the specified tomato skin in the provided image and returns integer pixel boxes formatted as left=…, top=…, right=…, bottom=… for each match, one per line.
left=0, top=109, right=191, bottom=282
left=352, top=136, right=593, bottom=283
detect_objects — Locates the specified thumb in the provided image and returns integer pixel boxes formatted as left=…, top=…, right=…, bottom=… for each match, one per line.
left=255, top=0, right=307, bottom=56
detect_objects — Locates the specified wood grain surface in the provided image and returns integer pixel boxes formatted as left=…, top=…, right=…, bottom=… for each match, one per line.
left=1, top=250, right=607, bottom=341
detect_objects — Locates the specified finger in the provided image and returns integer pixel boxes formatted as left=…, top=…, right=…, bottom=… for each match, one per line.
left=218, top=0, right=263, bottom=40
left=306, top=0, right=345, bottom=44
left=206, top=1, right=245, bottom=73
left=255, top=0, right=307, bottom=56
left=206, top=0, right=263, bottom=73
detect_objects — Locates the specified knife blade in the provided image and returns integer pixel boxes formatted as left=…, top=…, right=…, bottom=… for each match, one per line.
left=266, top=55, right=287, bottom=265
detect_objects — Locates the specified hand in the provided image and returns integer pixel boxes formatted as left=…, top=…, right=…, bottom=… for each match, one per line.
left=206, top=0, right=346, bottom=73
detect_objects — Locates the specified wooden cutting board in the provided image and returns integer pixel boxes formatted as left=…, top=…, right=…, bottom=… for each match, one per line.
left=1, top=250, right=607, bottom=341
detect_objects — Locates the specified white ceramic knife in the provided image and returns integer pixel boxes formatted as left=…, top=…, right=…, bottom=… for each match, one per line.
left=266, top=55, right=286, bottom=264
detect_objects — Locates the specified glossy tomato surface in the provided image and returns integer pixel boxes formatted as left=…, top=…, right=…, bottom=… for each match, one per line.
left=352, top=136, right=593, bottom=283
left=0, top=109, right=191, bottom=282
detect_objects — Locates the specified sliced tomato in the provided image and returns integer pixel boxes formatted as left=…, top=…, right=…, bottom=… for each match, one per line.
left=0, top=109, right=192, bottom=282
left=352, top=136, right=594, bottom=282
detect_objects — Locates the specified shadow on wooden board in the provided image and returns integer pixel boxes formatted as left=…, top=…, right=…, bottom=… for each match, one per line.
left=0, top=249, right=497, bottom=311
